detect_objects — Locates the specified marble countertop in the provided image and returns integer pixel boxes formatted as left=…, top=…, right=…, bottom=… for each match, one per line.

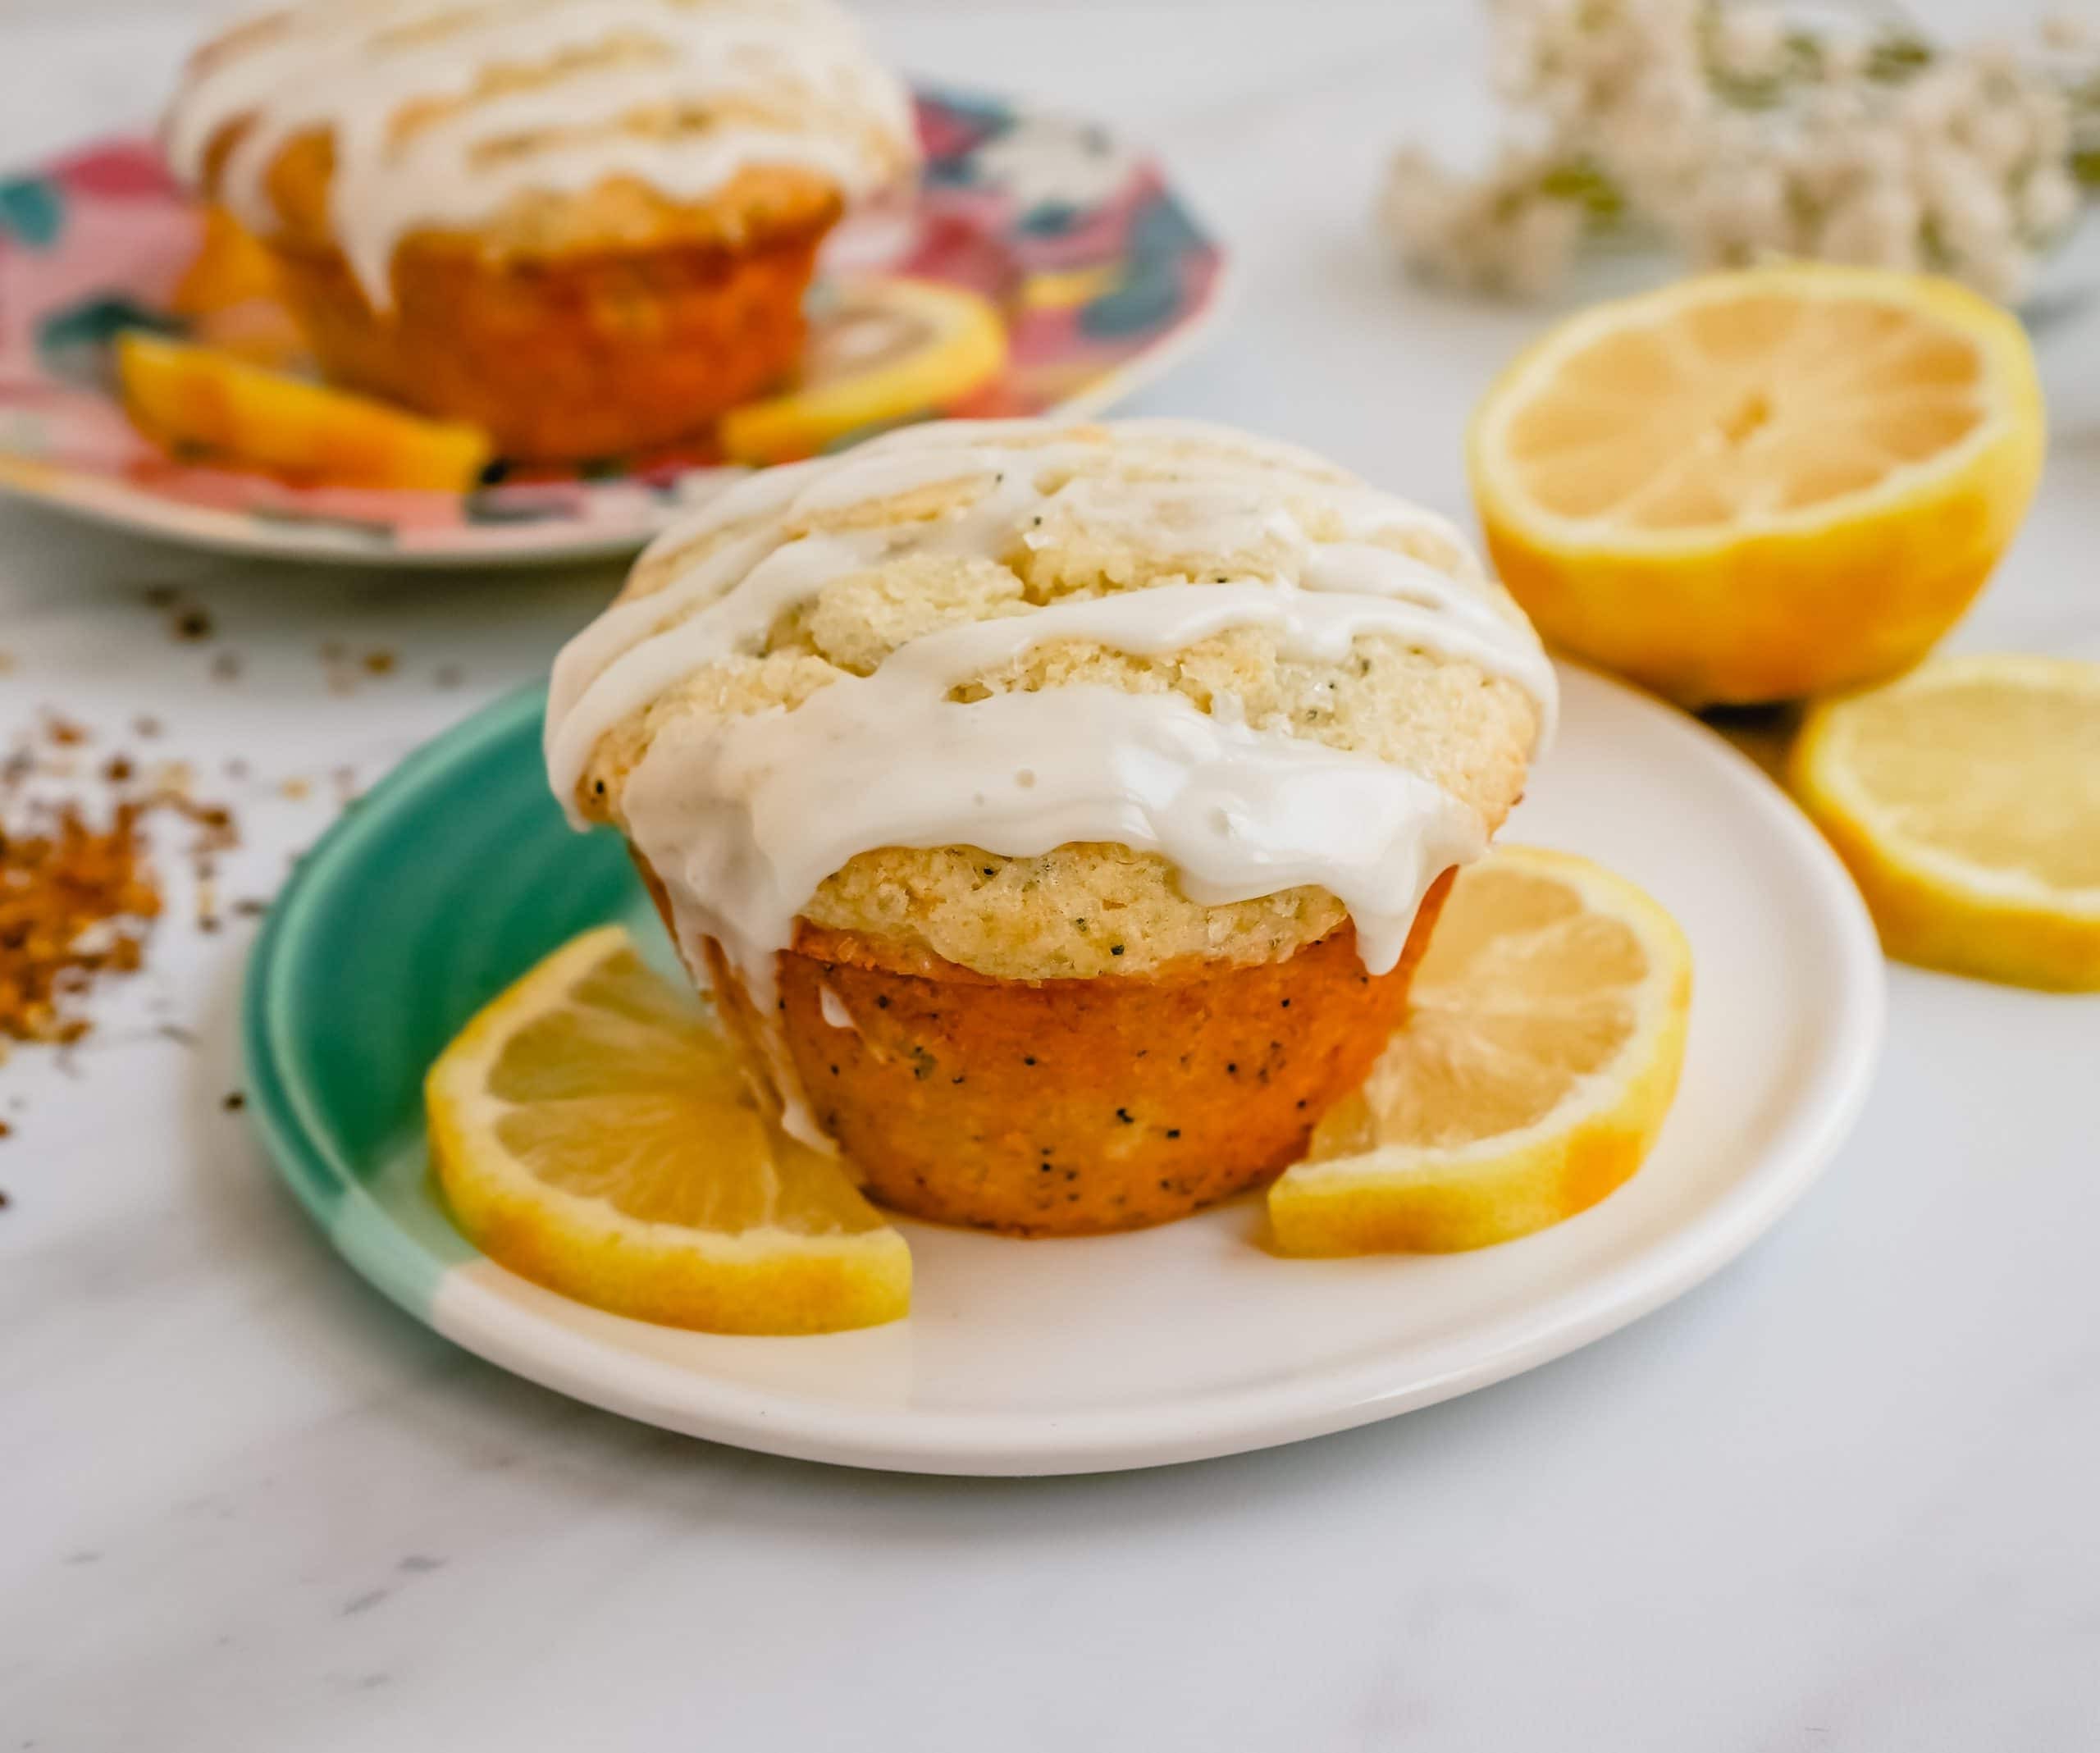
left=3, top=3, right=2098, bottom=1748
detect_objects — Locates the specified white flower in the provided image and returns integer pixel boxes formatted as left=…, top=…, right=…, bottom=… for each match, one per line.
left=2026, top=89, right=2072, bottom=162
left=2020, top=162, right=2081, bottom=236
left=1504, top=195, right=1589, bottom=295
left=1919, top=144, right=2013, bottom=238
left=1965, top=36, right=2024, bottom=81
left=2041, top=11, right=2089, bottom=53
left=1956, top=240, right=2030, bottom=303
left=1819, top=183, right=1925, bottom=269
left=1958, top=103, right=2033, bottom=177
left=1376, top=0, right=2089, bottom=304
left=1819, top=34, right=1870, bottom=84
left=1379, top=145, right=1586, bottom=297
left=1900, top=67, right=1970, bottom=139
left=1827, top=123, right=1909, bottom=189
left=1715, top=5, right=1787, bottom=80
left=1690, top=163, right=1795, bottom=261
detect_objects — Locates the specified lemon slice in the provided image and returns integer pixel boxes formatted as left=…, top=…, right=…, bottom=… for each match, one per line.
left=167, top=208, right=312, bottom=369
left=171, top=206, right=284, bottom=317
left=1469, top=264, right=2044, bottom=706
left=116, top=331, right=493, bottom=491
left=718, top=276, right=1007, bottom=464
left=426, top=925, right=911, bottom=1333
left=1268, top=847, right=1691, bottom=1256
left=1792, top=655, right=2100, bottom=990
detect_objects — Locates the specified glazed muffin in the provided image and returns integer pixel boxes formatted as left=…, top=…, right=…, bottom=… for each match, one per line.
left=546, top=418, right=1556, bottom=1235
left=163, top=0, right=919, bottom=461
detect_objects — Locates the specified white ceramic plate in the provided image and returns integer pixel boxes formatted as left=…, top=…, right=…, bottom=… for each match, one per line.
left=262, top=664, right=1883, bottom=1475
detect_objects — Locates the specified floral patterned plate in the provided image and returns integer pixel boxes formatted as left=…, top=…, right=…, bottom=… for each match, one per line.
left=0, top=88, right=1226, bottom=567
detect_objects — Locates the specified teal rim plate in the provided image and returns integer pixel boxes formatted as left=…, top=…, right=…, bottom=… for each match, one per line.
left=243, top=669, right=1884, bottom=1476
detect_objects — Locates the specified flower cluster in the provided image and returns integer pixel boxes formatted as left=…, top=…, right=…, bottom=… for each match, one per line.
left=1381, top=1, right=2095, bottom=303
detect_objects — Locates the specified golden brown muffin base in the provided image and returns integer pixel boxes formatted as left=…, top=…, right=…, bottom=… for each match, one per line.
left=638, top=856, right=1454, bottom=1237
left=268, top=214, right=834, bottom=460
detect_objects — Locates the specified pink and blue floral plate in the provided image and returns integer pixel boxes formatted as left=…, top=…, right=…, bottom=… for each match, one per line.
left=0, top=89, right=1226, bottom=566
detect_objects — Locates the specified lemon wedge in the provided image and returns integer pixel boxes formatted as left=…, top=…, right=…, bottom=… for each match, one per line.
left=1469, top=264, right=2044, bottom=705
left=426, top=925, right=911, bottom=1334
left=1792, top=654, right=2100, bottom=990
left=719, top=276, right=1007, bottom=464
left=167, top=208, right=311, bottom=369
left=1268, top=847, right=1691, bottom=1256
left=116, top=331, right=493, bottom=491
left=170, top=205, right=284, bottom=317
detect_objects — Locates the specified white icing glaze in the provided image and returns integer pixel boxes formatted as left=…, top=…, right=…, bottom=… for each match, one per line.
left=816, top=982, right=856, bottom=1033
left=544, top=418, right=1558, bottom=1146
left=165, top=0, right=917, bottom=302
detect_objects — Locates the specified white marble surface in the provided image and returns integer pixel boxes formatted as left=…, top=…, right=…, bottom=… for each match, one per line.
left=3, top=3, right=2098, bottom=1748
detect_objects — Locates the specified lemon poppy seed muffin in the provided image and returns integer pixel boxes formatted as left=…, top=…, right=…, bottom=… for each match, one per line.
left=165, top=0, right=918, bottom=459
left=548, top=418, right=1555, bottom=1235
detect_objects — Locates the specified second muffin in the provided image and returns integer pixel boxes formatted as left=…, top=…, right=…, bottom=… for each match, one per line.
left=164, top=0, right=920, bottom=460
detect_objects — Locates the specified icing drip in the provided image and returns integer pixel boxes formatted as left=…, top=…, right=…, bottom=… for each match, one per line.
left=544, top=418, right=1559, bottom=1145
left=165, top=0, right=918, bottom=302
left=816, top=982, right=857, bottom=1033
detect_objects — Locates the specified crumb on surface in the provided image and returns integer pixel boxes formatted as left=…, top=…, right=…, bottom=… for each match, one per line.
left=0, top=716, right=240, bottom=1050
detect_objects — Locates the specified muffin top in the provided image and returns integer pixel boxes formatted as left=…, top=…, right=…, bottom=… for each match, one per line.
left=547, top=418, right=1556, bottom=993
left=164, top=0, right=919, bottom=301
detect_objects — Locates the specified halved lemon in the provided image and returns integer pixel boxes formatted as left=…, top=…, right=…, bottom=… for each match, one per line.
left=116, top=331, right=492, bottom=491
left=1268, top=847, right=1691, bottom=1256
left=1792, top=654, right=2100, bottom=990
left=719, top=276, right=1007, bottom=464
left=1469, top=264, right=2045, bottom=706
left=426, top=926, right=911, bottom=1334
